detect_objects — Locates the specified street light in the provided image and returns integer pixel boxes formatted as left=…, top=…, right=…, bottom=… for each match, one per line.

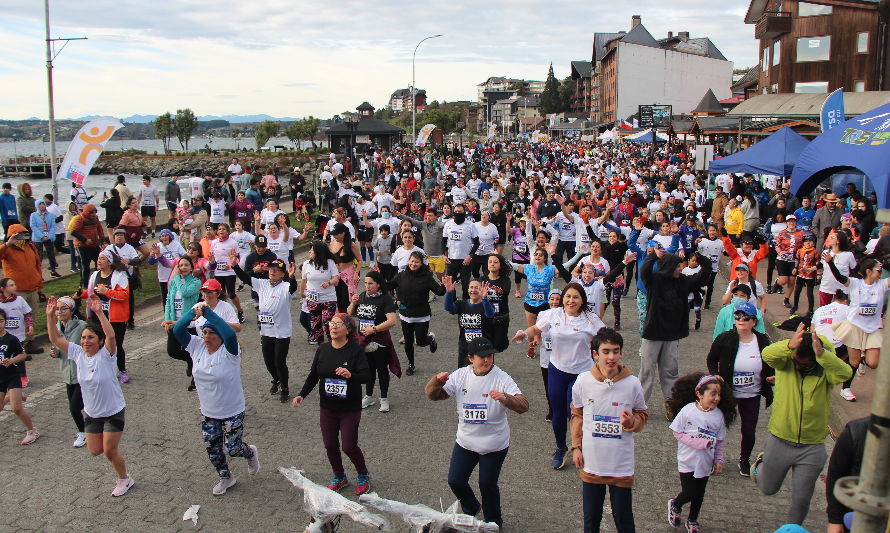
left=11, top=136, right=17, bottom=166
left=411, top=34, right=443, bottom=144
left=343, top=112, right=360, bottom=174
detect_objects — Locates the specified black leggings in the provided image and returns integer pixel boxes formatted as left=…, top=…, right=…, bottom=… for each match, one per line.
left=111, top=321, right=127, bottom=372
left=365, top=349, right=390, bottom=397
left=674, top=472, right=710, bottom=521
left=261, top=336, right=290, bottom=389
left=78, top=247, right=99, bottom=287
left=166, top=328, right=195, bottom=376
left=541, top=367, right=552, bottom=419
left=792, top=276, right=815, bottom=312
left=446, top=261, right=472, bottom=298
left=766, top=247, right=777, bottom=288
left=66, top=383, right=85, bottom=432
left=513, top=260, right=528, bottom=286
left=471, top=254, right=488, bottom=279
left=703, top=271, right=717, bottom=308
left=623, top=261, right=636, bottom=294
left=400, top=319, right=431, bottom=367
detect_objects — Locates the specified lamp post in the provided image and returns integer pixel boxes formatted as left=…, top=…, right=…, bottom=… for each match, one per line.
left=343, top=112, right=360, bottom=174
left=456, top=121, right=465, bottom=150
left=411, top=34, right=443, bottom=143
left=11, top=136, right=17, bottom=166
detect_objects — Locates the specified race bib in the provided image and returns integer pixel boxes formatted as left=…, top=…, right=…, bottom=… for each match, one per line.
left=6, top=209, right=15, bottom=217
left=101, top=300, right=110, bottom=312
left=528, top=290, right=546, bottom=302
left=216, top=262, right=230, bottom=271
left=449, top=230, right=462, bottom=241
left=491, top=302, right=500, bottom=314
left=162, top=251, right=174, bottom=260
left=268, top=242, right=280, bottom=252
left=236, top=211, right=247, bottom=219
left=258, top=312, right=274, bottom=325
left=5, top=318, right=21, bottom=329
left=359, top=319, right=375, bottom=334
left=462, top=403, right=488, bottom=424
left=859, top=303, right=877, bottom=317
left=696, top=427, right=717, bottom=447
left=733, top=371, right=755, bottom=388
left=591, top=415, right=622, bottom=439
left=173, top=299, right=183, bottom=312
left=464, top=328, right=482, bottom=342
left=514, top=241, right=527, bottom=253
left=306, top=291, right=320, bottom=303
left=561, top=222, right=573, bottom=231
left=587, top=303, right=597, bottom=314
left=543, top=338, right=553, bottom=351
left=323, top=378, right=348, bottom=398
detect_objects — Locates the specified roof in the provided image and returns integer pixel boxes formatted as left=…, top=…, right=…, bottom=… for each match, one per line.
left=616, top=23, right=660, bottom=49
left=516, top=95, right=540, bottom=107
left=670, top=119, right=694, bottom=132
left=356, top=102, right=374, bottom=111
left=389, top=88, right=425, bottom=99
left=325, top=116, right=405, bottom=136
left=693, top=116, right=740, bottom=132
left=571, top=61, right=592, bottom=79
left=602, top=24, right=728, bottom=62
left=732, top=67, right=760, bottom=92
left=720, top=95, right=746, bottom=105
left=693, top=89, right=725, bottom=114
left=592, top=32, right=624, bottom=62
left=727, top=92, right=890, bottom=117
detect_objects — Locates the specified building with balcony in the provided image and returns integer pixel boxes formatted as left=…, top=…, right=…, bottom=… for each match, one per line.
left=570, top=61, right=593, bottom=115
left=388, top=88, right=428, bottom=112
left=745, top=0, right=889, bottom=94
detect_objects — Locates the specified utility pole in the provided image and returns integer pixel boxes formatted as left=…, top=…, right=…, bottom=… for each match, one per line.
left=411, top=34, right=442, bottom=144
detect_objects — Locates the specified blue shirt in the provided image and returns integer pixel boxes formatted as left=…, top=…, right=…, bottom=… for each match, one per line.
left=793, top=207, right=816, bottom=229
left=0, top=192, right=17, bottom=223
left=523, top=264, right=556, bottom=307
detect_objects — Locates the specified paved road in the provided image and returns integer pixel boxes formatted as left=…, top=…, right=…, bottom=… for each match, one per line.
left=3, top=253, right=832, bottom=533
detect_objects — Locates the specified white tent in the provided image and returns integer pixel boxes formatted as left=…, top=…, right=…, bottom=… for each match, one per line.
left=598, top=128, right=617, bottom=142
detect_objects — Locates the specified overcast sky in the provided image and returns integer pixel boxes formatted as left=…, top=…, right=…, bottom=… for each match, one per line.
left=1, top=1, right=757, bottom=121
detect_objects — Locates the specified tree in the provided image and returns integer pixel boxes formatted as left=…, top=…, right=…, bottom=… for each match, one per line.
left=172, top=108, right=198, bottom=151
left=255, top=120, right=279, bottom=149
left=539, top=63, right=561, bottom=114
left=557, top=76, right=574, bottom=113
left=153, top=112, right=173, bottom=153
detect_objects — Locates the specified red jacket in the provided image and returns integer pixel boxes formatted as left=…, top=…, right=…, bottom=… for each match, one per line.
left=722, top=236, right=769, bottom=281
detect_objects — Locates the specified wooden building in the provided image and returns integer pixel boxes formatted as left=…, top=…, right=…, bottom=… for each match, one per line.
left=745, top=0, right=886, bottom=94
left=570, top=61, right=593, bottom=116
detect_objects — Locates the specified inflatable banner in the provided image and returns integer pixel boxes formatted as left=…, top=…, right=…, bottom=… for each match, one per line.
left=414, top=123, right=436, bottom=147
left=58, top=118, right=124, bottom=185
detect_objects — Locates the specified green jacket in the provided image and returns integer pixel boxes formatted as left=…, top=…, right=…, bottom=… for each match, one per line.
left=712, top=302, right=766, bottom=340
left=55, top=317, right=88, bottom=384
left=762, top=336, right=852, bottom=445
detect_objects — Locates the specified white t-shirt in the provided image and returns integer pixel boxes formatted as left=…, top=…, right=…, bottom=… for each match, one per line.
left=0, top=296, right=31, bottom=342
left=372, top=193, right=395, bottom=212
left=571, top=371, right=646, bottom=477
left=535, top=308, right=604, bottom=374
left=669, top=403, right=727, bottom=478
left=390, top=245, right=426, bottom=272
left=156, top=240, right=186, bottom=281
left=208, top=199, right=227, bottom=224
left=820, top=251, right=857, bottom=295
left=266, top=232, right=291, bottom=263
left=474, top=222, right=499, bottom=255
left=537, top=308, right=556, bottom=369
left=573, top=278, right=605, bottom=316
left=443, top=220, right=479, bottom=260
left=194, top=300, right=238, bottom=330
left=253, top=278, right=294, bottom=339
left=186, top=336, right=245, bottom=419
left=109, top=243, right=140, bottom=276
left=232, top=231, right=255, bottom=268
left=845, top=277, right=888, bottom=333
left=697, top=238, right=724, bottom=272
left=301, top=259, right=338, bottom=304
left=260, top=208, right=286, bottom=227
left=732, top=338, right=763, bottom=399
left=813, top=302, right=850, bottom=347
left=442, top=365, right=522, bottom=455
left=139, top=184, right=159, bottom=207
left=67, top=344, right=126, bottom=418
left=188, top=177, right=205, bottom=200
left=227, top=163, right=242, bottom=175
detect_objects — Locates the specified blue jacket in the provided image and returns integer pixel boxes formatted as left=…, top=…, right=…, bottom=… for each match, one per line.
left=627, top=229, right=650, bottom=293
left=0, top=192, right=17, bottom=223
left=29, top=200, right=55, bottom=241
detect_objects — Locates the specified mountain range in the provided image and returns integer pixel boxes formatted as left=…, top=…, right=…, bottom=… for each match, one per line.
left=56, top=114, right=304, bottom=124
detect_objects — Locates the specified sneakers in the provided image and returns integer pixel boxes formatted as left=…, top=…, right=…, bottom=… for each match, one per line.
left=379, top=398, right=390, bottom=413
left=694, top=319, right=701, bottom=331
left=840, top=388, right=857, bottom=401
left=212, top=476, right=237, bottom=496
left=308, top=338, right=319, bottom=345
left=361, top=395, right=376, bottom=409
left=857, top=363, right=867, bottom=377
left=362, top=261, right=369, bottom=268
left=355, top=473, right=371, bottom=495
left=50, top=270, right=61, bottom=278
left=127, top=321, right=135, bottom=330
left=751, top=451, right=765, bottom=479
left=667, top=498, right=681, bottom=527
left=398, top=336, right=405, bottom=345
left=783, top=298, right=792, bottom=309
left=685, top=519, right=701, bottom=533
left=545, top=412, right=552, bottom=423
left=551, top=449, right=568, bottom=470
left=428, top=332, right=438, bottom=353
left=112, top=476, right=135, bottom=497
left=247, top=445, right=260, bottom=475
left=270, top=380, right=280, bottom=395
left=236, top=284, right=244, bottom=292
left=327, top=476, right=348, bottom=492
left=20, top=428, right=40, bottom=445
left=279, top=388, right=290, bottom=403
left=406, top=365, right=415, bottom=377
left=237, top=311, right=245, bottom=324
left=766, top=286, right=774, bottom=294
left=73, top=432, right=87, bottom=448
left=739, top=458, right=751, bottom=477
left=118, top=371, right=130, bottom=384
left=527, top=346, right=537, bottom=359
left=187, top=379, right=196, bottom=392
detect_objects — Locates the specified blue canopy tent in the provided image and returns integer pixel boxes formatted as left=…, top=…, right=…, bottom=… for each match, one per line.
left=624, top=129, right=667, bottom=143
left=707, top=126, right=809, bottom=176
left=791, top=102, right=890, bottom=208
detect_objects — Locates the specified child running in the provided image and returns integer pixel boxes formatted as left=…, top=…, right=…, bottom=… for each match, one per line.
left=666, top=373, right=736, bottom=533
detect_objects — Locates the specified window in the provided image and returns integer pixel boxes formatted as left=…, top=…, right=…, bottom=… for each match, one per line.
left=796, top=36, right=830, bottom=62
left=762, top=48, right=769, bottom=71
left=794, top=81, right=829, bottom=93
left=772, top=41, right=780, bottom=65
left=798, top=2, right=832, bottom=16
left=857, top=32, right=869, bottom=53
left=854, top=81, right=865, bottom=92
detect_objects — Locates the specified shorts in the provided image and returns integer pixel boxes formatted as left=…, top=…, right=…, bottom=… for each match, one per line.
left=832, top=320, right=883, bottom=351
left=524, top=302, right=549, bottom=314
left=140, top=206, right=157, bottom=218
left=84, top=408, right=126, bottom=434
left=0, top=374, right=22, bottom=393
left=776, top=259, right=795, bottom=277
left=427, top=256, right=446, bottom=274
left=216, top=275, right=237, bottom=299
left=356, top=226, right=374, bottom=242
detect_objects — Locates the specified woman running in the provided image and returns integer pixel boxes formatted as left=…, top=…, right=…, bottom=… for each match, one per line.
left=301, top=241, right=339, bottom=345
left=46, top=296, right=133, bottom=497
left=48, top=296, right=88, bottom=447
left=425, top=336, right=528, bottom=528
left=510, top=248, right=557, bottom=359
left=389, top=229, right=426, bottom=273
left=208, top=223, right=246, bottom=323
left=86, top=249, right=131, bottom=383
left=534, top=289, right=563, bottom=422
left=293, top=314, right=373, bottom=495
left=348, top=270, right=399, bottom=413
left=329, top=223, right=362, bottom=312
left=387, top=251, right=445, bottom=376
left=146, top=229, right=186, bottom=307
left=0, top=278, right=36, bottom=384
left=172, top=301, right=260, bottom=496
left=161, top=255, right=202, bottom=391
left=508, top=217, right=530, bottom=298
left=482, top=254, right=512, bottom=352
left=0, top=307, right=40, bottom=445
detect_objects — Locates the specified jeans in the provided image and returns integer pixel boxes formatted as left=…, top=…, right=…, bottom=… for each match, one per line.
left=67, top=239, right=80, bottom=271
left=582, top=482, right=635, bottom=533
left=555, top=240, right=576, bottom=265
left=202, top=411, right=255, bottom=479
left=319, top=408, right=367, bottom=478
left=674, top=472, right=710, bottom=521
left=447, top=443, right=508, bottom=527
left=755, top=434, right=827, bottom=525
left=36, top=239, right=58, bottom=270
left=736, top=395, right=760, bottom=463
left=547, top=363, right=578, bottom=451
left=260, top=335, right=290, bottom=389
left=400, top=319, right=431, bottom=367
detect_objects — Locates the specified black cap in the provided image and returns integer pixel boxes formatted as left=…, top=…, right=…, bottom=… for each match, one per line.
left=468, top=337, right=497, bottom=357
left=255, top=235, right=268, bottom=247
left=330, top=223, right=349, bottom=236
left=269, top=259, right=286, bottom=271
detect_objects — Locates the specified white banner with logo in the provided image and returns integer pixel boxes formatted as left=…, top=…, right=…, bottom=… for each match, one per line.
left=414, top=123, right=436, bottom=146
left=58, top=118, right=124, bottom=185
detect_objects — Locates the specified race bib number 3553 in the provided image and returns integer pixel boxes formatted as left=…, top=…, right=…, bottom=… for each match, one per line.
left=591, top=415, right=622, bottom=439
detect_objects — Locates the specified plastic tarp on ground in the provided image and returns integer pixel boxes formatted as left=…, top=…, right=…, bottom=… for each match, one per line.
left=707, top=126, right=809, bottom=176
left=791, top=102, right=890, bottom=209
left=624, top=128, right=667, bottom=143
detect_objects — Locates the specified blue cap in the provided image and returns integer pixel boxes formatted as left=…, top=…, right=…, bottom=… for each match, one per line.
left=735, top=302, right=758, bottom=317
left=548, top=289, right=562, bottom=297
left=646, top=239, right=661, bottom=249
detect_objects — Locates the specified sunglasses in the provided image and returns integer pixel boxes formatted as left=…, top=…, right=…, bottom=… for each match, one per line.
left=734, top=315, right=755, bottom=322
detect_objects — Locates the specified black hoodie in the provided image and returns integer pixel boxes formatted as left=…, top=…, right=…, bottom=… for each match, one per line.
left=387, top=267, right=446, bottom=318
left=640, top=252, right=711, bottom=341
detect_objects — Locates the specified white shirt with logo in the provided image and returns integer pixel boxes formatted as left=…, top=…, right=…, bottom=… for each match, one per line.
left=669, top=403, right=727, bottom=478
left=186, top=336, right=245, bottom=419
left=0, top=296, right=31, bottom=342
left=731, top=338, right=763, bottom=399
left=442, top=365, right=522, bottom=455
left=443, top=220, right=479, bottom=260
left=813, top=302, right=850, bottom=347
left=301, top=259, right=338, bottom=304
left=535, top=308, right=604, bottom=374
left=846, top=277, right=888, bottom=333
left=67, top=345, right=126, bottom=418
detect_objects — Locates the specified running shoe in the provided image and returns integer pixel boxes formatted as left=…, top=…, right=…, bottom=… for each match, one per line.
left=308, top=338, right=318, bottom=345
left=237, top=311, right=245, bottom=324
left=20, top=428, right=40, bottom=445
left=247, top=445, right=260, bottom=475
left=694, top=319, right=701, bottom=331
left=551, top=449, right=568, bottom=470
left=362, top=261, right=369, bottom=268
left=379, top=398, right=390, bottom=413
left=270, top=380, right=280, bottom=394
left=406, top=365, right=415, bottom=376
left=187, top=379, right=196, bottom=392
left=236, top=284, right=244, bottom=292
left=545, top=412, right=552, bottom=423
left=50, top=270, right=61, bottom=278
left=355, top=473, right=371, bottom=495
left=783, top=298, right=792, bottom=309
left=362, top=395, right=376, bottom=409
left=127, top=321, right=135, bottom=330
left=112, top=476, right=135, bottom=497
left=212, top=476, right=236, bottom=496
left=279, top=388, right=289, bottom=403
left=428, top=332, right=438, bottom=353
left=327, top=476, right=348, bottom=492
left=751, top=451, right=765, bottom=479
left=685, top=519, right=701, bottom=533
left=20, top=376, right=29, bottom=388
left=739, top=458, right=751, bottom=477
left=667, top=498, right=681, bottom=527
left=398, top=336, right=405, bottom=344
left=857, top=363, right=867, bottom=377
left=118, top=371, right=130, bottom=384
left=840, top=388, right=857, bottom=401
left=73, top=432, right=87, bottom=448
left=527, top=346, right=536, bottom=359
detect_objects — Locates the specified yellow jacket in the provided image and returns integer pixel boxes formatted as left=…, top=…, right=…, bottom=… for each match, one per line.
left=724, top=208, right=744, bottom=236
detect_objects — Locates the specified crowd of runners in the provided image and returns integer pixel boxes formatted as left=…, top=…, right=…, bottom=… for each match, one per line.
left=1, top=139, right=886, bottom=533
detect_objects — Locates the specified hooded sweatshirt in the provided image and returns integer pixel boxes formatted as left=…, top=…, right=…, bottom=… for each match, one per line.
left=641, top=252, right=711, bottom=341
left=29, top=199, right=55, bottom=241
left=0, top=224, right=43, bottom=291
left=70, top=204, right=104, bottom=248
left=16, top=184, right=35, bottom=231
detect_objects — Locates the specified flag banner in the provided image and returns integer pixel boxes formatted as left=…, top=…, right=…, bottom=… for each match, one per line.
left=487, top=124, right=497, bottom=140
left=415, top=123, right=436, bottom=146
left=820, top=88, right=845, bottom=133
left=58, top=118, right=124, bottom=185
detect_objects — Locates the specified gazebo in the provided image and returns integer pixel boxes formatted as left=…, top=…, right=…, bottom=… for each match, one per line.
left=325, top=102, right=405, bottom=153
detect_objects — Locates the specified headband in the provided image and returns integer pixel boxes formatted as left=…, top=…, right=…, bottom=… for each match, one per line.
left=695, top=375, right=720, bottom=392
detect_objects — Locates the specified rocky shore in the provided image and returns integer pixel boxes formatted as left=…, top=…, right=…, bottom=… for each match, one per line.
left=91, top=153, right=329, bottom=178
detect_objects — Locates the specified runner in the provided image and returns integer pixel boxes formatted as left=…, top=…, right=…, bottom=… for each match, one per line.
left=387, top=251, right=445, bottom=375
left=0, top=277, right=34, bottom=386
left=146, top=229, right=186, bottom=307
left=48, top=296, right=88, bottom=447
left=510, top=248, right=557, bottom=359
left=0, top=306, right=40, bottom=445
left=443, top=276, right=495, bottom=368
left=300, top=241, right=339, bottom=345
left=136, top=176, right=159, bottom=238
left=481, top=254, right=512, bottom=352
left=348, top=270, right=399, bottom=413
left=161, top=255, right=202, bottom=390
left=443, top=203, right=480, bottom=299
left=208, top=223, right=245, bottom=323
left=328, top=223, right=362, bottom=311
left=425, top=336, right=528, bottom=528
left=812, top=290, right=855, bottom=400
left=86, top=249, right=131, bottom=383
